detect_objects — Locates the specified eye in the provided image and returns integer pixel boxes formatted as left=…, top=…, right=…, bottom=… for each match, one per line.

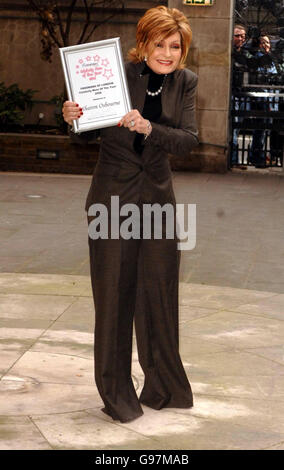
left=172, top=44, right=181, bottom=49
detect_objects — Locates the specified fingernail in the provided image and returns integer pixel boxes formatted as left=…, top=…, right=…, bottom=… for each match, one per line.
left=117, top=122, right=121, bottom=127
left=80, top=112, right=83, bottom=115
left=76, top=104, right=79, bottom=107
left=79, top=108, right=83, bottom=111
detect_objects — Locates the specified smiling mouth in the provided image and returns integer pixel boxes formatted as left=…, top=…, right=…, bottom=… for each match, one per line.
left=157, top=60, right=173, bottom=65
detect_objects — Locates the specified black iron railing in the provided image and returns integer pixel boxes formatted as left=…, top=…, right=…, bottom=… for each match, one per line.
left=231, top=76, right=284, bottom=168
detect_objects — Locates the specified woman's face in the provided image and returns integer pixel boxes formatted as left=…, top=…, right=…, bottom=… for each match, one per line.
left=146, top=32, right=182, bottom=74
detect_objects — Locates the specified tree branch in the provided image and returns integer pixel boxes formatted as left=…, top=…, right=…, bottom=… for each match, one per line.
left=65, top=0, right=78, bottom=44
left=84, top=1, right=125, bottom=43
left=84, top=12, right=118, bottom=43
left=26, top=0, right=125, bottom=61
left=77, top=0, right=91, bottom=44
left=54, top=3, right=67, bottom=46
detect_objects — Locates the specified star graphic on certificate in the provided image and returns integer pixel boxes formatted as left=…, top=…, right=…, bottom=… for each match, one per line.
left=103, top=68, right=113, bottom=80
left=93, top=55, right=100, bottom=62
left=101, top=58, right=110, bottom=67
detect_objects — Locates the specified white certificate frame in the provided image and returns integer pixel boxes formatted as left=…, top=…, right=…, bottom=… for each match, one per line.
left=59, top=37, right=132, bottom=133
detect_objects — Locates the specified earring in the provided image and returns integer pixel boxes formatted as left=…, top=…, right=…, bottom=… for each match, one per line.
left=144, top=56, right=147, bottom=62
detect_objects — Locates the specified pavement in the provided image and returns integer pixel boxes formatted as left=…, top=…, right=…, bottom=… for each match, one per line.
left=0, top=168, right=284, bottom=450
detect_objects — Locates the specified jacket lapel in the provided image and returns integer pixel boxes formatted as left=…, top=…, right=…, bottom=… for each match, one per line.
left=159, top=73, right=177, bottom=125
left=129, top=62, right=149, bottom=114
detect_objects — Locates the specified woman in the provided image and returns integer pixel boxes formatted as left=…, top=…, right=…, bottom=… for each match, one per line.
left=62, top=5, right=198, bottom=423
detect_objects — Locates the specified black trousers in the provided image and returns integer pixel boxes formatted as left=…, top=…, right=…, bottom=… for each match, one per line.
left=87, top=210, right=193, bottom=423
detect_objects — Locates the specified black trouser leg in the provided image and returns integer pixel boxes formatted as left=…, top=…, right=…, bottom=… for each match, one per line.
left=134, top=236, right=193, bottom=410
left=88, top=232, right=143, bottom=423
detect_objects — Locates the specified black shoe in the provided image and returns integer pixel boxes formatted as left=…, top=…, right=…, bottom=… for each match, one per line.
left=101, top=407, right=143, bottom=423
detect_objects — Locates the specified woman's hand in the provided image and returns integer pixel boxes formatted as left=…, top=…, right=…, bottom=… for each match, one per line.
left=118, top=109, right=152, bottom=136
left=62, top=101, right=83, bottom=126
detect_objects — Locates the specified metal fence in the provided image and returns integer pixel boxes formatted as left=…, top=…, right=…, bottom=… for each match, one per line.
left=231, top=73, right=284, bottom=168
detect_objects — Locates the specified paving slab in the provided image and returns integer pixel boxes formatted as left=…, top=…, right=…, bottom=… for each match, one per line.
left=0, top=293, right=77, bottom=320
left=29, top=325, right=94, bottom=358
left=0, top=416, right=52, bottom=450
left=0, top=377, right=98, bottom=416
left=32, top=410, right=161, bottom=451
left=265, top=441, right=284, bottom=450
left=233, top=294, right=284, bottom=320
left=1, top=350, right=28, bottom=378
left=7, top=351, right=94, bottom=386
left=179, top=305, right=221, bottom=322
left=179, top=310, right=284, bottom=349
left=55, top=297, right=95, bottom=325
left=179, top=282, right=274, bottom=309
left=241, top=345, right=284, bottom=366
left=0, top=272, right=92, bottom=296
left=182, top=375, right=284, bottom=401
left=184, top=349, right=284, bottom=378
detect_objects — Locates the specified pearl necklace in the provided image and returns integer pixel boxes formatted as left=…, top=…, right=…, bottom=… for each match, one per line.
left=146, top=74, right=167, bottom=96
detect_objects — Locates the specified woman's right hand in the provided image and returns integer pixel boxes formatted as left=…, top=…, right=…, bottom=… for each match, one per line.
left=62, top=101, right=83, bottom=126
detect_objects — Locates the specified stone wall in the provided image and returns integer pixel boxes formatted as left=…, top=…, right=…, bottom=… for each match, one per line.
left=0, top=133, right=99, bottom=174
left=169, top=0, right=233, bottom=173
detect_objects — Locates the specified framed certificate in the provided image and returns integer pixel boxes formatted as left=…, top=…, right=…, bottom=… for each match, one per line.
left=59, top=37, right=132, bottom=133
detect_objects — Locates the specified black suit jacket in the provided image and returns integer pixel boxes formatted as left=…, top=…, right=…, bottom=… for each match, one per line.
left=72, top=61, right=199, bottom=211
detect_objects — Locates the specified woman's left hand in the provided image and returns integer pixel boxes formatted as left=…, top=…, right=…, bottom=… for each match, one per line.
left=118, top=110, right=151, bottom=135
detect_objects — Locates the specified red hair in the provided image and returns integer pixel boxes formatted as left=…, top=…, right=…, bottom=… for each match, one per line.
left=127, top=6, right=192, bottom=69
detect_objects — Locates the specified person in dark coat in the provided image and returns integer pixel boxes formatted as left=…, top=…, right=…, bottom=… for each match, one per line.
left=62, top=5, right=199, bottom=423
